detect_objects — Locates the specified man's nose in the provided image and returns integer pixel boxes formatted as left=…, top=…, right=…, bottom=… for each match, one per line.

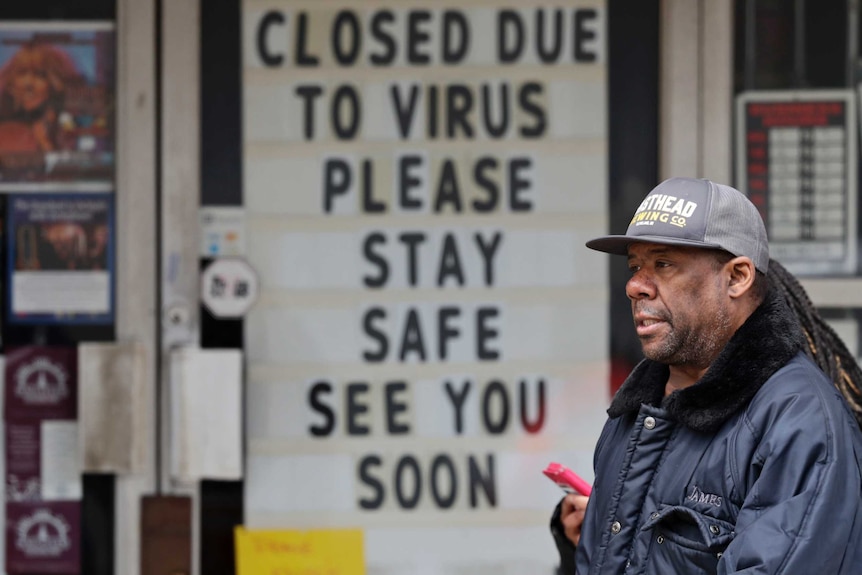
left=626, top=271, right=655, bottom=300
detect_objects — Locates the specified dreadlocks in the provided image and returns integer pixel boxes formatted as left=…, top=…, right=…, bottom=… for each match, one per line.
left=768, top=258, right=862, bottom=427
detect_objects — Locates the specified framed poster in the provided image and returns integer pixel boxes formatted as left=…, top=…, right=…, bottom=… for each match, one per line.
left=6, top=193, right=114, bottom=325
left=0, top=22, right=115, bottom=191
left=735, top=90, right=858, bottom=276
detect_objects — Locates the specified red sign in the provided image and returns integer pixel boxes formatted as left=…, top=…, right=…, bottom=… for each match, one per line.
left=4, top=347, right=77, bottom=422
left=5, top=501, right=80, bottom=574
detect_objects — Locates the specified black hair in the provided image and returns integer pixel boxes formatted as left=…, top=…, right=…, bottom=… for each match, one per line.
left=768, top=258, right=862, bottom=428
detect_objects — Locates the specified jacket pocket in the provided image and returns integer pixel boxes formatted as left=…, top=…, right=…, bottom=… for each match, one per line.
left=640, top=504, right=735, bottom=575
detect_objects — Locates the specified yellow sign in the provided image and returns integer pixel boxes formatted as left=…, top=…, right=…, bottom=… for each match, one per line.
left=235, top=527, right=365, bottom=575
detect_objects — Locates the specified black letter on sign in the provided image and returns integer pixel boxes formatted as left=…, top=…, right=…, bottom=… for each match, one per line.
left=482, top=83, right=509, bottom=139
left=385, top=381, right=411, bottom=434
left=469, top=454, right=497, bottom=507
left=520, top=378, right=546, bottom=433
left=430, top=454, right=458, bottom=508
left=256, top=11, right=285, bottom=67
left=482, top=380, right=510, bottom=434
left=477, top=307, right=500, bottom=360
left=426, top=85, right=439, bottom=139
left=442, top=10, right=470, bottom=64
left=475, top=231, right=502, bottom=287
left=434, top=160, right=464, bottom=213
left=332, top=10, right=361, bottom=66
left=346, top=382, right=370, bottom=436
left=295, top=12, right=319, bottom=66
left=332, top=85, right=361, bottom=140
left=363, top=232, right=389, bottom=288
left=400, top=308, right=427, bottom=362
left=519, top=82, right=546, bottom=138
left=437, top=234, right=465, bottom=287
left=407, top=11, right=432, bottom=64
left=438, top=306, right=461, bottom=360
left=395, top=455, right=423, bottom=509
left=362, top=307, right=388, bottom=362
left=574, top=9, right=599, bottom=62
left=446, top=85, right=474, bottom=139
left=536, top=9, right=564, bottom=63
left=444, top=379, right=471, bottom=434
left=497, top=10, right=524, bottom=64
left=295, top=85, right=323, bottom=140
left=391, top=84, right=420, bottom=140
left=307, top=380, right=335, bottom=437
left=472, top=157, right=499, bottom=213
left=399, top=154, right=424, bottom=209
left=399, top=232, right=427, bottom=287
left=509, top=157, right=533, bottom=212
left=362, top=159, right=386, bottom=213
left=357, top=455, right=385, bottom=509
left=369, top=10, right=396, bottom=65
left=322, top=156, right=351, bottom=213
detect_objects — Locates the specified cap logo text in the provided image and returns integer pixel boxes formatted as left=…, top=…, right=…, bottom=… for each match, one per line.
left=630, top=194, right=698, bottom=229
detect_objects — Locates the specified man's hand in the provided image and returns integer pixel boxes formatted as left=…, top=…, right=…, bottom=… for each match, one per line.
left=560, top=493, right=589, bottom=546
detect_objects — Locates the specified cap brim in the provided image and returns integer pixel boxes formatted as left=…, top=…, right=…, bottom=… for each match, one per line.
left=585, top=234, right=724, bottom=255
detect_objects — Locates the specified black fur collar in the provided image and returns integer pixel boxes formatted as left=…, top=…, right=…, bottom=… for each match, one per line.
left=607, top=288, right=805, bottom=432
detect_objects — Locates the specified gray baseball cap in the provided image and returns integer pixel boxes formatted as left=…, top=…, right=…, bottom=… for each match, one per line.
left=586, top=177, right=769, bottom=273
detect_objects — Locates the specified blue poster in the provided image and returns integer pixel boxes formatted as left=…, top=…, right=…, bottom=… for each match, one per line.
left=7, top=193, right=114, bottom=324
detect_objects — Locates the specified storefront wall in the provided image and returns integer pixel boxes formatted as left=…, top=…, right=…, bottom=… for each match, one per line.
left=187, top=0, right=862, bottom=571
left=3, top=1, right=861, bottom=574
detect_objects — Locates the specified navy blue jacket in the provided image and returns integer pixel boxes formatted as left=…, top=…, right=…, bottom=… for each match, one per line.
left=555, top=290, right=862, bottom=574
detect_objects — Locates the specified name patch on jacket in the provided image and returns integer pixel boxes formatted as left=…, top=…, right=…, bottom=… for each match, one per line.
left=686, top=485, right=723, bottom=507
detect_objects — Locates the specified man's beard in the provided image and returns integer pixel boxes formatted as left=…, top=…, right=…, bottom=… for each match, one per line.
left=642, top=306, right=732, bottom=369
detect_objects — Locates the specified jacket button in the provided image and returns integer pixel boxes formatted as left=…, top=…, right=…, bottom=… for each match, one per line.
left=709, top=525, right=720, bottom=535
left=644, top=416, right=656, bottom=430
left=611, top=521, right=621, bottom=534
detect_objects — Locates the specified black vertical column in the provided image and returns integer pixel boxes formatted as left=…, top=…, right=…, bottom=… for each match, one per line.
left=199, top=1, right=244, bottom=574
left=607, top=0, right=660, bottom=394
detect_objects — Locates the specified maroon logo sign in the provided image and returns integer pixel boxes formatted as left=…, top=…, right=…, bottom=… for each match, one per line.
left=13, top=358, right=69, bottom=406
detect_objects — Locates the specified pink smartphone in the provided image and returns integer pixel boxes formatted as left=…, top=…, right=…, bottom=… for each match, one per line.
left=543, top=462, right=592, bottom=496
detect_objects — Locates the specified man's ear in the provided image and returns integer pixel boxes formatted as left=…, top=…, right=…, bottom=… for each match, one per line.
left=727, top=257, right=755, bottom=299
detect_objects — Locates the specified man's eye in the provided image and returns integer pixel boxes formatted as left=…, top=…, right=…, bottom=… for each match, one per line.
left=628, top=265, right=640, bottom=273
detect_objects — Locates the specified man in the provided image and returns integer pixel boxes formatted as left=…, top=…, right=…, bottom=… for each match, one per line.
left=551, top=177, right=862, bottom=574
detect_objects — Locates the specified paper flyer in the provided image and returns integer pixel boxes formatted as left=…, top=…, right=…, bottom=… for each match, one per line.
left=7, top=193, right=114, bottom=324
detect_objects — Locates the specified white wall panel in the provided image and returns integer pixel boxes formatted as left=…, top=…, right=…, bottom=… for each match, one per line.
left=241, top=1, right=608, bottom=572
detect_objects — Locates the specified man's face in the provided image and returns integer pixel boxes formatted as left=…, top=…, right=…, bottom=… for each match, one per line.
left=626, top=243, right=733, bottom=369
